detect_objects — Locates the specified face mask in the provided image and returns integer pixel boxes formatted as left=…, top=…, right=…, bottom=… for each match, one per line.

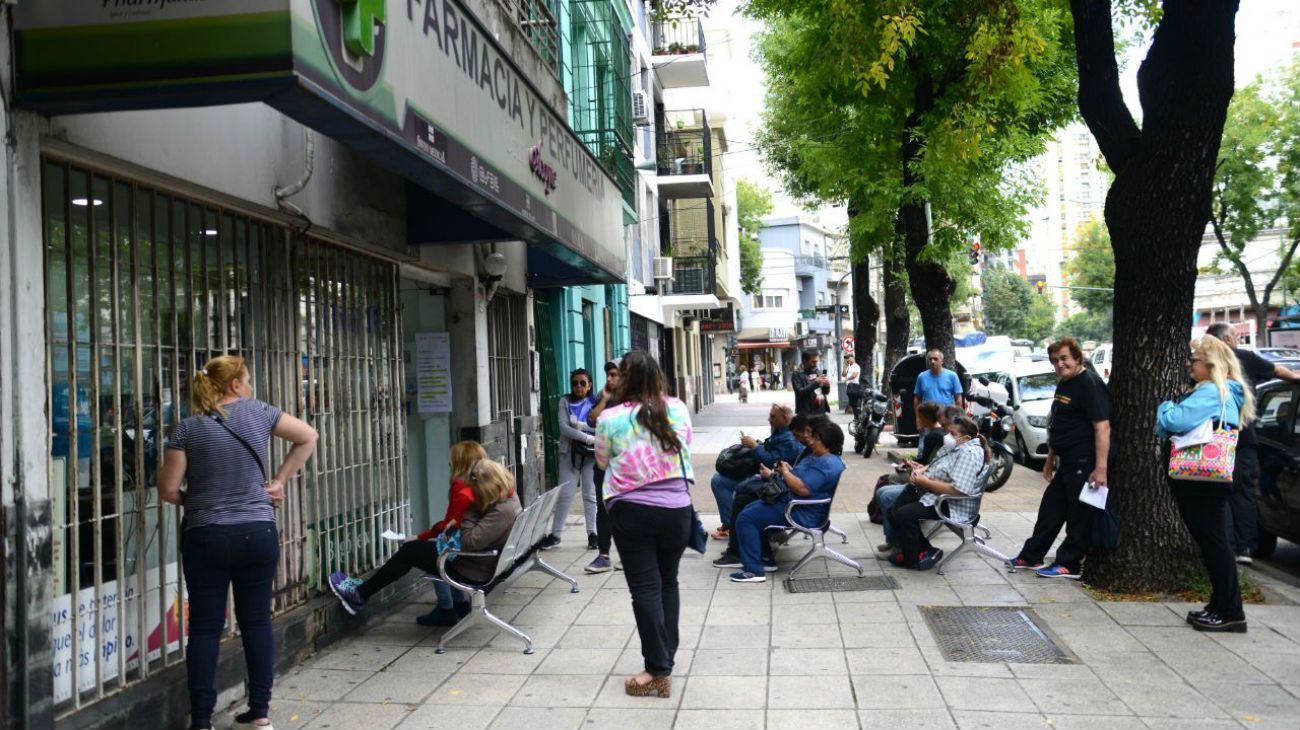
left=943, top=433, right=957, bottom=449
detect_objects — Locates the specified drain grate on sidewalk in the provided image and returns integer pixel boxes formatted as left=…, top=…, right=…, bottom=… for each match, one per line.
left=921, top=606, right=1077, bottom=664
left=783, top=575, right=899, bottom=593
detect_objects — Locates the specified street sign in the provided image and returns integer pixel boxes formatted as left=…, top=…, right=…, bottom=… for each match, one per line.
left=842, top=336, right=855, bottom=354
left=798, top=308, right=816, bottom=320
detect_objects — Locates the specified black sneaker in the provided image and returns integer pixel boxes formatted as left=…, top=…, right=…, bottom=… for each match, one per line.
left=712, top=553, right=742, bottom=569
left=587, top=533, right=599, bottom=550
left=538, top=534, right=561, bottom=550
left=915, top=548, right=944, bottom=571
left=415, top=607, right=460, bottom=627
left=233, top=710, right=273, bottom=729
left=1185, top=608, right=1211, bottom=625
left=1190, top=612, right=1247, bottom=633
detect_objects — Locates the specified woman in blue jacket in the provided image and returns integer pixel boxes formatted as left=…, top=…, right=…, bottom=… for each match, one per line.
left=1157, top=336, right=1255, bottom=633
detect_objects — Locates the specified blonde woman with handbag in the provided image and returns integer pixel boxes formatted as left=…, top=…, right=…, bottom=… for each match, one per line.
left=1156, top=336, right=1255, bottom=633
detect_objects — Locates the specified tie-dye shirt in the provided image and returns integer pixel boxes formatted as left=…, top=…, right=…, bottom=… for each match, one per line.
left=595, top=397, right=694, bottom=502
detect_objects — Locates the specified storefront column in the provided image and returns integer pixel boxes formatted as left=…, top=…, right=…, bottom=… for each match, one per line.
left=2, top=109, right=56, bottom=729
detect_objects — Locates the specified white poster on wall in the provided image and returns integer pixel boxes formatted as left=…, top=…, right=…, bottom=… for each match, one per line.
left=51, top=562, right=187, bottom=703
left=415, top=332, right=452, bottom=414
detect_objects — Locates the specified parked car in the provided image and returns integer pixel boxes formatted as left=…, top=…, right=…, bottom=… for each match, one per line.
left=988, top=360, right=1058, bottom=465
left=1090, top=343, right=1113, bottom=383
left=887, top=354, right=971, bottom=447
left=1249, top=379, right=1300, bottom=558
left=1256, top=347, right=1300, bottom=372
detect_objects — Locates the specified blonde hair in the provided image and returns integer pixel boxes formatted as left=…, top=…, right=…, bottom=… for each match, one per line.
left=466, top=459, right=515, bottom=512
left=1190, top=336, right=1256, bottom=424
left=449, top=441, right=488, bottom=482
left=192, top=355, right=247, bottom=417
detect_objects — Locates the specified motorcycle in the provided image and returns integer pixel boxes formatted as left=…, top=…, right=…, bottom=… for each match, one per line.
left=850, top=385, right=890, bottom=457
left=968, top=387, right=1016, bottom=491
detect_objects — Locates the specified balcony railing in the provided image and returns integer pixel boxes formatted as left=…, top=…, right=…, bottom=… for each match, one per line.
left=795, top=253, right=827, bottom=271
left=657, top=109, right=712, bottom=178
left=496, top=0, right=561, bottom=77
left=652, top=15, right=706, bottom=57
left=667, top=255, right=716, bottom=295
left=577, top=128, right=635, bottom=209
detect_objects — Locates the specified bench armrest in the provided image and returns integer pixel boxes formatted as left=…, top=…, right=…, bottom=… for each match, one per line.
left=436, top=549, right=499, bottom=593
left=784, top=497, right=833, bottom=530
left=931, top=493, right=979, bottom=529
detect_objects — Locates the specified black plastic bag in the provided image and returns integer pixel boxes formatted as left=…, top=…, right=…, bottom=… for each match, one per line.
left=715, top=444, right=760, bottom=480
left=1092, top=505, right=1120, bottom=549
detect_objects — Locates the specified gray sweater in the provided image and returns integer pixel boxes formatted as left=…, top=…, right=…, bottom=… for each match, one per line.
left=455, top=493, right=523, bottom=583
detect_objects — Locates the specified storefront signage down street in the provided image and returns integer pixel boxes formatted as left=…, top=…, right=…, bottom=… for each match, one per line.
left=14, top=0, right=626, bottom=282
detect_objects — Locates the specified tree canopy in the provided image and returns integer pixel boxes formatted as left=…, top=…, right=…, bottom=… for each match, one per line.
left=736, top=178, right=772, bottom=296
left=1064, top=218, right=1115, bottom=313
left=981, top=267, right=1056, bottom=342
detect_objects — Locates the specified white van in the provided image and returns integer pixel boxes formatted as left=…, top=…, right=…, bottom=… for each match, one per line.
left=1090, top=343, right=1113, bottom=383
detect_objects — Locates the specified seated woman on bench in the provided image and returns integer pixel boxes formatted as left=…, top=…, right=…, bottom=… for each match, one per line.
left=886, top=415, right=989, bottom=570
left=328, top=458, right=522, bottom=622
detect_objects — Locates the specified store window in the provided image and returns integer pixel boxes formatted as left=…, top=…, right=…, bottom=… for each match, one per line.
left=43, top=158, right=407, bottom=715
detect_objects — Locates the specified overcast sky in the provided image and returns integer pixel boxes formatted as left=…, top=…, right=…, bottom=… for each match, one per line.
left=705, top=1, right=1300, bottom=231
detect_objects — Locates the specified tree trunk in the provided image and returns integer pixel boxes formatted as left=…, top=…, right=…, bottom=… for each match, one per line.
left=1071, top=0, right=1240, bottom=592
left=883, top=238, right=910, bottom=390
left=853, top=257, right=880, bottom=386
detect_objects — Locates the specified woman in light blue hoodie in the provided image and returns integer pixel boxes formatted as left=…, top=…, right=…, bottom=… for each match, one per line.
left=1156, top=336, right=1255, bottom=633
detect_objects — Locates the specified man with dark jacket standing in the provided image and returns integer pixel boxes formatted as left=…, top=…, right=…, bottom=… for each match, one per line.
left=792, top=351, right=831, bottom=415
left=1012, top=337, right=1111, bottom=580
left=1205, top=323, right=1300, bottom=563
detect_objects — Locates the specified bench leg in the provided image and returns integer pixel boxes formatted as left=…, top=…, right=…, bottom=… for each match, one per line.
left=827, top=524, right=849, bottom=545
left=934, top=539, right=968, bottom=575
left=535, top=557, right=581, bottom=593
left=481, top=605, right=535, bottom=655
left=785, top=539, right=822, bottom=579
left=970, top=535, right=1014, bottom=568
left=435, top=594, right=485, bottom=655
left=823, top=545, right=865, bottom=577
left=924, top=521, right=943, bottom=541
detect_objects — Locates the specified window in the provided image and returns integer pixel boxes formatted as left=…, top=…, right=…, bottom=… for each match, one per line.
left=1256, top=386, right=1295, bottom=442
left=764, top=295, right=784, bottom=309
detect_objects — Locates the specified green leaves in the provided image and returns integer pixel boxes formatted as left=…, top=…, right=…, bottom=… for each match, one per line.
left=981, top=267, right=1055, bottom=341
left=1064, top=218, right=1115, bottom=314
left=737, top=179, right=774, bottom=295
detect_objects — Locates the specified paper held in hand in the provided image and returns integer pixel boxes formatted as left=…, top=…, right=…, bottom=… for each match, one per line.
left=1078, top=482, right=1109, bottom=510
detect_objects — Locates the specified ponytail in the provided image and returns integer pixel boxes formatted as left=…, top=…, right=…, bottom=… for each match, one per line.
left=977, top=434, right=993, bottom=465
left=192, top=355, right=247, bottom=418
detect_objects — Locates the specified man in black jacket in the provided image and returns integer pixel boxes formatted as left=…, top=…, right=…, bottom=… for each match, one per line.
left=792, top=351, right=831, bottom=415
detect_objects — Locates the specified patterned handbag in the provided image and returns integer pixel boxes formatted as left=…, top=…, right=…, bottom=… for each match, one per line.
left=1167, top=399, right=1237, bottom=485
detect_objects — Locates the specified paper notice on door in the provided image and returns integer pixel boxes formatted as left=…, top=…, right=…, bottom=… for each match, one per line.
left=381, top=529, right=407, bottom=542
left=1078, top=484, right=1109, bottom=510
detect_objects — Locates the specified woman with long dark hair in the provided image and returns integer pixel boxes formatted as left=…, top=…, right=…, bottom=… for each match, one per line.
left=595, top=351, right=693, bottom=698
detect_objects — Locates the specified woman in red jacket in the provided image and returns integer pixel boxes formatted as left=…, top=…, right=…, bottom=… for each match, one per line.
left=328, top=440, right=487, bottom=625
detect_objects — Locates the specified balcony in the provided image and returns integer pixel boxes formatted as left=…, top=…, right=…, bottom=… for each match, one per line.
left=794, top=253, right=827, bottom=275
left=652, top=15, right=709, bottom=88
left=666, top=255, right=716, bottom=296
left=660, top=196, right=720, bottom=300
left=656, top=109, right=714, bottom=199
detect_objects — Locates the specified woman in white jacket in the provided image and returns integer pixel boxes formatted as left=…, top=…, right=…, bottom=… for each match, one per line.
left=540, top=368, right=599, bottom=550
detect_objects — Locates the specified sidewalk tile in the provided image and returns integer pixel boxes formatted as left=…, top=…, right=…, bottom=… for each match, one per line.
left=918, top=645, right=1014, bottom=678
left=387, top=646, right=478, bottom=674
left=488, top=707, right=586, bottom=730
left=845, top=646, right=929, bottom=676
left=772, top=622, right=844, bottom=649
left=1207, top=625, right=1300, bottom=655
left=1005, top=662, right=1097, bottom=680
left=1160, top=649, right=1273, bottom=684
left=532, top=647, right=621, bottom=675
left=509, top=673, right=605, bottom=707
left=1195, top=682, right=1300, bottom=729
left=1031, top=602, right=1116, bottom=627
left=771, top=589, right=837, bottom=606
left=614, top=648, right=695, bottom=676
left=1102, top=680, right=1228, bottom=719
left=487, top=623, right=567, bottom=650
left=690, top=648, right=769, bottom=676
left=768, top=675, right=856, bottom=709
left=424, top=674, right=526, bottom=706
left=936, top=677, right=1037, bottom=713
left=673, top=709, right=764, bottom=729
left=839, top=621, right=916, bottom=649
left=1085, top=651, right=1182, bottom=684
left=768, top=648, right=848, bottom=676
left=768, top=708, right=860, bottom=726
left=773, top=601, right=839, bottom=624
left=851, top=674, right=945, bottom=710
left=263, top=699, right=322, bottom=730
left=835, top=602, right=906, bottom=624
left=557, top=624, right=633, bottom=649
left=858, top=708, right=956, bottom=730
left=1050, top=626, right=1144, bottom=656
left=1140, top=720, right=1242, bottom=729
left=355, top=621, right=436, bottom=646
left=950, top=710, right=1048, bottom=730
left=680, top=676, right=768, bottom=709
left=300, top=702, right=415, bottom=730
left=699, top=625, right=771, bottom=649
left=1042, top=716, right=1145, bottom=730
left=459, top=648, right=551, bottom=675
left=276, top=668, right=374, bottom=702
left=705, top=604, right=772, bottom=626
left=1017, top=677, right=1128, bottom=716
left=1097, top=602, right=1186, bottom=627
left=344, top=671, right=450, bottom=703
left=591, top=675, right=686, bottom=709
left=952, top=585, right=1025, bottom=604
left=585, top=708, right=676, bottom=729
left=1249, top=652, right=1300, bottom=683
left=303, top=641, right=412, bottom=672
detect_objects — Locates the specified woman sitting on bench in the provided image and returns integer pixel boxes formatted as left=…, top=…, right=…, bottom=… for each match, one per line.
left=328, top=459, right=522, bottom=621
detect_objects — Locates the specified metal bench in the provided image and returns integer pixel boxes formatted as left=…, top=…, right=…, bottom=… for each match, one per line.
left=768, top=497, right=866, bottom=580
left=432, top=484, right=579, bottom=655
left=921, top=466, right=1014, bottom=575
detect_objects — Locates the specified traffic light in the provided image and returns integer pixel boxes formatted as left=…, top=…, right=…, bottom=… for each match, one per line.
left=1035, top=280, right=1046, bottom=295
left=969, top=241, right=981, bottom=265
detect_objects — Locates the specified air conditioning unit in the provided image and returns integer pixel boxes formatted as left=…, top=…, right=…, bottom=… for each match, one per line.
left=632, top=90, right=651, bottom=126
left=795, top=321, right=809, bottom=336
left=652, top=256, right=674, bottom=280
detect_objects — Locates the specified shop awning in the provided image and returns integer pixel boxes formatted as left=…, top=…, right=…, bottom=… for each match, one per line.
left=15, top=0, right=626, bottom=286
left=736, top=341, right=791, bottom=350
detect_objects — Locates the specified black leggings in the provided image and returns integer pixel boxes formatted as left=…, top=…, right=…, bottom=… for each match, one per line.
left=359, top=540, right=438, bottom=601
left=594, top=466, right=613, bottom=555
left=1171, top=479, right=1243, bottom=619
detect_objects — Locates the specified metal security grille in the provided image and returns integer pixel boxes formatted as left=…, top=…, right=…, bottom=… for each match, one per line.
left=920, top=606, right=1078, bottom=664
left=783, top=575, right=899, bottom=594
left=42, top=158, right=408, bottom=715
left=496, top=0, right=561, bottom=76
left=487, top=293, right=529, bottom=471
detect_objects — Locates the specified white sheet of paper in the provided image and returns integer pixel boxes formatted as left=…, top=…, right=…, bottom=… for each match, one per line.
left=1078, top=484, right=1109, bottom=510
left=1170, top=419, right=1214, bottom=450
left=381, top=529, right=407, bottom=542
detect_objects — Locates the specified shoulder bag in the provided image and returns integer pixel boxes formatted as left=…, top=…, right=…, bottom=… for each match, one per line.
left=1167, top=398, right=1237, bottom=485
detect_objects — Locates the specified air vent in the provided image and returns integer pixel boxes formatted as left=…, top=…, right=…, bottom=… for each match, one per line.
left=632, top=90, right=650, bottom=126
left=652, top=256, right=674, bottom=280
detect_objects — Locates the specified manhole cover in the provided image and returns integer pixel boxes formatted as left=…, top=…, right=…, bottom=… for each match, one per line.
left=921, top=606, right=1077, bottom=664
left=783, top=575, right=899, bottom=593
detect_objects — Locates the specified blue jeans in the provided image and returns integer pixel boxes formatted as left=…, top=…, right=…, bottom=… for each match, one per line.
left=734, top=500, right=792, bottom=574
left=877, top=485, right=907, bottom=544
left=711, top=473, right=742, bottom=528
left=182, top=522, right=279, bottom=727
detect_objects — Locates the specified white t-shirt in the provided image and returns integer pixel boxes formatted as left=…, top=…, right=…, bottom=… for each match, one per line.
left=843, top=363, right=861, bottom=382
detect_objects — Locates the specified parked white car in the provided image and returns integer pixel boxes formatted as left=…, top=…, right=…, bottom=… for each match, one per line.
left=1090, top=343, right=1113, bottom=382
left=988, top=360, right=1058, bottom=465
